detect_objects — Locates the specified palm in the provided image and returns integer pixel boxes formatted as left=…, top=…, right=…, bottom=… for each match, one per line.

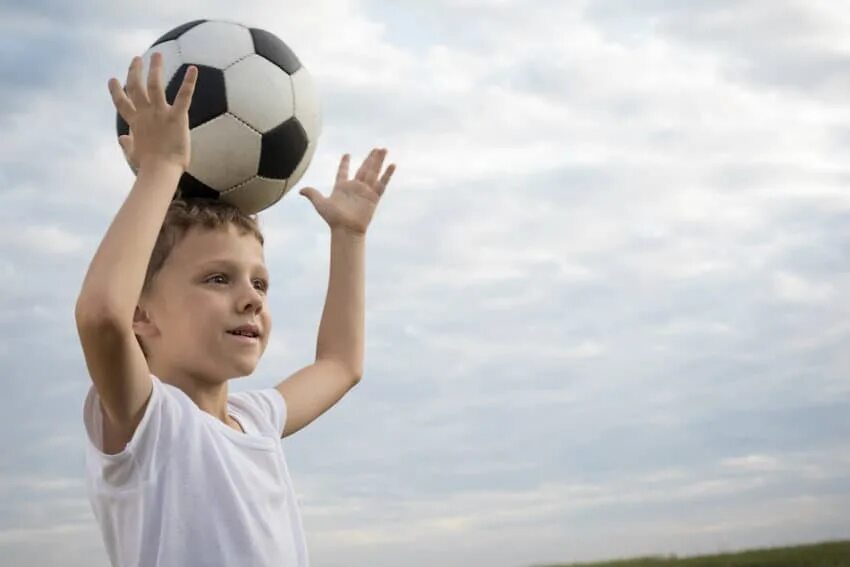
left=300, top=149, right=396, bottom=234
left=320, top=179, right=380, bottom=234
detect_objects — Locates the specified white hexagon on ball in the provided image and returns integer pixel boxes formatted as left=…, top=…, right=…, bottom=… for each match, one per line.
left=225, top=54, right=295, bottom=133
left=223, top=176, right=288, bottom=214
left=177, top=21, right=254, bottom=69
left=188, top=114, right=261, bottom=191
left=291, top=68, right=321, bottom=140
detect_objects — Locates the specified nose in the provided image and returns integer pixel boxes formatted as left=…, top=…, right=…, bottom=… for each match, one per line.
left=237, top=280, right=264, bottom=313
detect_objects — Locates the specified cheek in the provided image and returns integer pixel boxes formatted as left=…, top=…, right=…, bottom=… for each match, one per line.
left=261, top=312, right=272, bottom=346
left=181, top=293, right=224, bottom=334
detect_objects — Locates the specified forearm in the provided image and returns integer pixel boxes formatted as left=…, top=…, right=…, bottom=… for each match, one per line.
left=314, top=228, right=365, bottom=378
left=76, top=162, right=182, bottom=322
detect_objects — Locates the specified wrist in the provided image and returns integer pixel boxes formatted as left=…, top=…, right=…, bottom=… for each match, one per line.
left=137, top=157, right=185, bottom=176
left=331, top=226, right=366, bottom=240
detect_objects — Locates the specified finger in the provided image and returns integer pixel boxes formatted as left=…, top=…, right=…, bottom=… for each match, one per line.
left=108, top=77, right=137, bottom=123
left=365, top=148, right=388, bottom=186
left=376, top=163, right=396, bottom=195
left=336, top=154, right=351, bottom=185
left=147, top=52, right=168, bottom=108
left=172, top=65, right=198, bottom=112
left=125, top=56, right=149, bottom=108
left=355, top=149, right=378, bottom=183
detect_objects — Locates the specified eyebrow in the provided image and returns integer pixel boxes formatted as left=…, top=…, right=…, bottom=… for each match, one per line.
left=196, top=259, right=269, bottom=278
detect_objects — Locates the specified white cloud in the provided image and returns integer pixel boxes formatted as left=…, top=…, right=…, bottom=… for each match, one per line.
left=773, top=271, right=834, bottom=304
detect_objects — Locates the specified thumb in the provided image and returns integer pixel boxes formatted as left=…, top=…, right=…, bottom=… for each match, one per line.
left=298, top=187, right=323, bottom=205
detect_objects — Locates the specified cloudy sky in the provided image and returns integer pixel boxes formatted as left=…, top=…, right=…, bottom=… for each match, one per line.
left=2, top=0, right=849, bottom=565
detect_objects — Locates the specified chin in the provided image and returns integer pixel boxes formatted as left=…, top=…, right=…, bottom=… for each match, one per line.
left=197, top=358, right=256, bottom=382
left=231, top=357, right=261, bottom=378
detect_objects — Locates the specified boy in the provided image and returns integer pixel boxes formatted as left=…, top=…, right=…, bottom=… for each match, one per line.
left=75, top=53, right=395, bottom=566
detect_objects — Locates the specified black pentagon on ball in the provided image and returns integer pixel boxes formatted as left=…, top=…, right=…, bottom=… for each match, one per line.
left=250, top=27, right=301, bottom=75
left=178, top=172, right=220, bottom=200
left=165, top=64, right=227, bottom=128
left=259, top=118, right=308, bottom=179
left=152, top=19, right=206, bottom=47
left=117, top=103, right=129, bottom=137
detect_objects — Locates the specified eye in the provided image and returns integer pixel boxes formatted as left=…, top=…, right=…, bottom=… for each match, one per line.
left=253, top=278, right=269, bottom=292
left=207, top=274, right=228, bottom=285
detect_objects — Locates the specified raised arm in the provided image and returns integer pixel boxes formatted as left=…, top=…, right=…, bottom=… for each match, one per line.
left=275, top=149, right=396, bottom=438
left=75, top=54, right=196, bottom=453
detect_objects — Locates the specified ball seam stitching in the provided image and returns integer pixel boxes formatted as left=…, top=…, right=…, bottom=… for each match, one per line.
left=224, top=52, right=255, bottom=72
left=224, top=111, right=263, bottom=136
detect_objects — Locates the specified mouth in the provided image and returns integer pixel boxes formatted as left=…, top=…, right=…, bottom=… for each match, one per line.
left=226, top=330, right=260, bottom=343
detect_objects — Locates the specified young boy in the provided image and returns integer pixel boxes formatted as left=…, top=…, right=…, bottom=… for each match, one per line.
left=75, top=53, right=396, bottom=566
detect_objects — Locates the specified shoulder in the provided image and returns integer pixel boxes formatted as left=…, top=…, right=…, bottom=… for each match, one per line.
left=83, top=374, right=194, bottom=488
left=83, top=375, right=188, bottom=447
left=229, top=388, right=287, bottom=437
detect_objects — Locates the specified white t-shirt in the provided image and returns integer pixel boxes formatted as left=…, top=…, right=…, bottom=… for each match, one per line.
left=83, top=374, right=309, bottom=567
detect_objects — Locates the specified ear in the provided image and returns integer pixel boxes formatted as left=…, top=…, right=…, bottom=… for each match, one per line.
left=132, top=305, right=157, bottom=338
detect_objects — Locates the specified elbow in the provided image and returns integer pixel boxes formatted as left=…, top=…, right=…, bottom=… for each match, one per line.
left=346, top=362, right=363, bottom=385
left=75, top=295, right=127, bottom=329
left=342, top=364, right=362, bottom=386
left=319, top=358, right=362, bottom=386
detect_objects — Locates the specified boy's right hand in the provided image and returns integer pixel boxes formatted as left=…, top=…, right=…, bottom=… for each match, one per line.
left=108, top=53, right=197, bottom=172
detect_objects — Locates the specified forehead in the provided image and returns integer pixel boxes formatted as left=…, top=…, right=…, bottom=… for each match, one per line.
left=167, top=224, right=266, bottom=273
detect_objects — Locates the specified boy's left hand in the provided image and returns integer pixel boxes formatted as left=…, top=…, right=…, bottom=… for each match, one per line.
left=299, top=148, right=396, bottom=235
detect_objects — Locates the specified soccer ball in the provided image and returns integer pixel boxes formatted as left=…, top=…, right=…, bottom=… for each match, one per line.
left=116, top=20, right=321, bottom=214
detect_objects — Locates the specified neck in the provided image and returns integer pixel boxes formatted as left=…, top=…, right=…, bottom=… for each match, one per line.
left=152, top=363, right=232, bottom=423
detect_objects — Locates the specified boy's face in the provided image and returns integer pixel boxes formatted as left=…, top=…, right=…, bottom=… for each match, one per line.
left=138, top=224, right=272, bottom=382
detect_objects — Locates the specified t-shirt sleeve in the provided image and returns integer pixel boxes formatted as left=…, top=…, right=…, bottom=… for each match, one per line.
left=83, top=375, right=182, bottom=490
left=231, top=388, right=288, bottom=438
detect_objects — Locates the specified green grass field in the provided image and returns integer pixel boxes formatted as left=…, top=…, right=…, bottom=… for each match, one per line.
left=534, top=540, right=850, bottom=567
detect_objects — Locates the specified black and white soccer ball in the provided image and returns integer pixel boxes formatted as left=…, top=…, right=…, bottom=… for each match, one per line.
left=116, top=19, right=321, bottom=214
